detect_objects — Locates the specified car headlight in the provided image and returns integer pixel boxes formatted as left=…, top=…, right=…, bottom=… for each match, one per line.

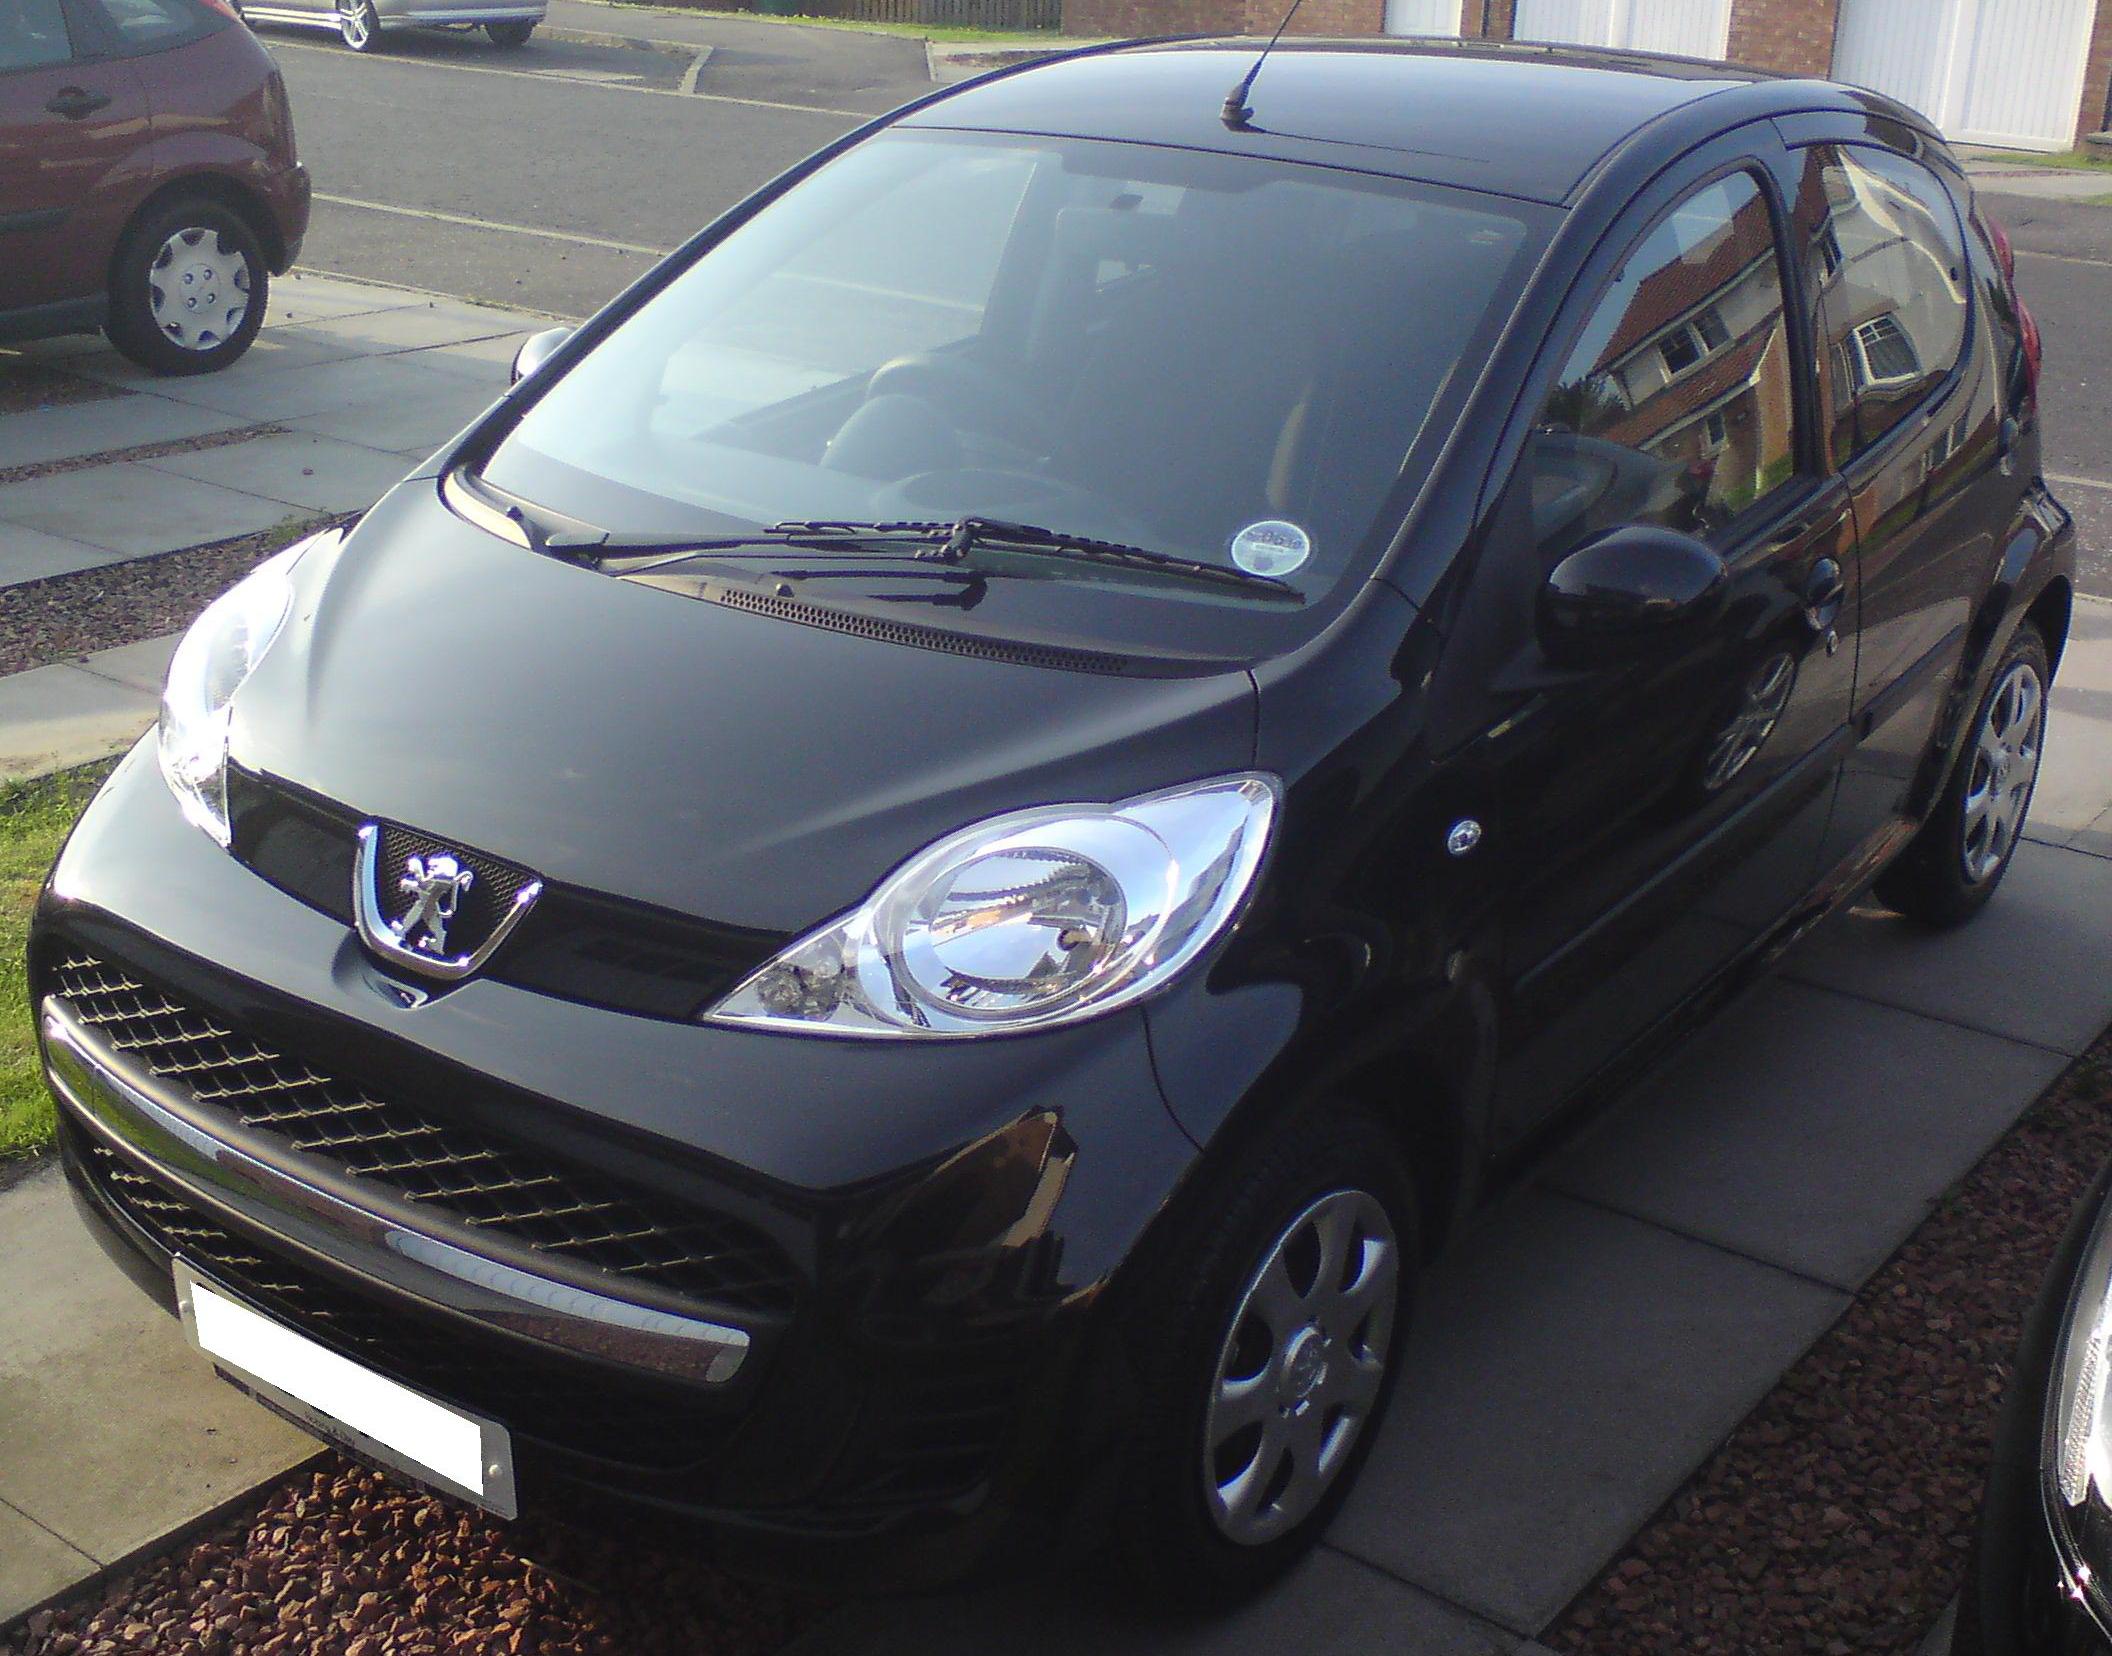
left=158, top=541, right=314, bottom=844
left=708, top=773, right=1279, bottom=1038
left=2056, top=1188, right=2112, bottom=1509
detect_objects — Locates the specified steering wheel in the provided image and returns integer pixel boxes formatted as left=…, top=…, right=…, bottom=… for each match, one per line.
left=865, top=353, right=1054, bottom=456
left=869, top=468, right=1155, bottom=546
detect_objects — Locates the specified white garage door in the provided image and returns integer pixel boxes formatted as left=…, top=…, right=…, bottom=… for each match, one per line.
left=1833, top=0, right=2099, bottom=152
left=1383, top=0, right=1461, bottom=33
left=1512, top=0, right=1732, bottom=58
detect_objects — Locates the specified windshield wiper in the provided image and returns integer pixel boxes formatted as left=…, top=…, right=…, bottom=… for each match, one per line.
left=767, top=517, right=1302, bottom=602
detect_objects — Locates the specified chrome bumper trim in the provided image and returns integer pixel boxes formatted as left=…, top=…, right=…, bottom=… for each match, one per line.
left=43, top=997, right=751, bottom=1385
left=388, top=6, right=545, bottom=22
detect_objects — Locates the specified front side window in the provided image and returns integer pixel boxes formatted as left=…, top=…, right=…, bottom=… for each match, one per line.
left=0, top=0, right=72, bottom=70
left=1522, top=171, right=1798, bottom=563
left=481, top=131, right=1538, bottom=632
left=1797, top=144, right=1969, bottom=465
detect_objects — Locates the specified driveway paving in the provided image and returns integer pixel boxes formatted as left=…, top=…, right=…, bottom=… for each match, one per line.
left=0, top=464, right=301, bottom=561
left=1550, top=978, right=2070, bottom=1288
left=140, top=432, right=420, bottom=515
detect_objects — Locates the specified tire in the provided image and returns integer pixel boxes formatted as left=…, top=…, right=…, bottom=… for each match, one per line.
left=104, top=200, right=268, bottom=377
left=1104, top=1107, right=1416, bottom=1607
left=485, top=19, right=534, bottom=45
left=1875, top=622, right=2050, bottom=928
left=338, top=0, right=384, bottom=50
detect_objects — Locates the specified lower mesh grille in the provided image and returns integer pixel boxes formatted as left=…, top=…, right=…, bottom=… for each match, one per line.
left=49, top=952, right=800, bottom=1317
left=79, top=1137, right=737, bottom=1466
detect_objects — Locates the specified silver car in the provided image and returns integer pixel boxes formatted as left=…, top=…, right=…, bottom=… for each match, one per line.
left=237, top=0, right=544, bottom=51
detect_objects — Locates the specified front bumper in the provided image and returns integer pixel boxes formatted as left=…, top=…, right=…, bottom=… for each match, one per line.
left=35, top=741, right=1203, bottom=1569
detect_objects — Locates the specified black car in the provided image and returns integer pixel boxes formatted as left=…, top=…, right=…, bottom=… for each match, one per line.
left=32, top=37, right=2072, bottom=1603
left=1956, top=1164, right=2112, bottom=1655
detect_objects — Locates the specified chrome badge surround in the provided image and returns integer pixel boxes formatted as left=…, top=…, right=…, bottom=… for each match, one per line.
left=354, top=823, right=542, bottom=982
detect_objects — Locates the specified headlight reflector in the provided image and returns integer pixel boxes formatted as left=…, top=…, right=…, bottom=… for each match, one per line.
left=157, top=542, right=310, bottom=844
left=710, top=774, right=1278, bottom=1038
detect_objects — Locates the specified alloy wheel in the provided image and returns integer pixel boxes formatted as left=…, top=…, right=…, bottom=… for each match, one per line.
left=1961, top=657, right=2044, bottom=885
left=339, top=0, right=375, bottom=48
left=1202, top=1188, right=1398, bottom=1546
left=146, top=228, right=253, bottom=355
left=1701, top=650, right=1797, bottom=792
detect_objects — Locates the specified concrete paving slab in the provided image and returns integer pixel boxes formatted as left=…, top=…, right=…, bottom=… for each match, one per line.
left=0, top=461, right=299, bottom=558
left=0, top=1164, right=317, bottom=1572
left=1327, top=1192, right=1846, bottom=1634
left=0, top=524, right=129, bottom=586
left=59, top=327, right=370, bottom=389
left=0, top=1500, right=98, bottom=1629
left=76, top=633, right=182, bottom=696
left=265, top=272, right=431, bottom=328
left=275, top=302, right=531, bottom=357
left=1789, top=841, right=2112, bottom=1057
left=0, top=396, right=250, bottom=471
left=2074, top=802, right=2112, bottom=860
left=788, top=1547, right=1521, bottom=1656
left=139, top=352, right=496, bottom=422
left=1547, top=979, right=2068, bottom=1289
left=285, top=384, right=501, bottom=455
left=141, top=432, right=410, bottom=515
left=0, top=663, right=156, bottom=782
left=2031, top=597, right=2112, bottom=845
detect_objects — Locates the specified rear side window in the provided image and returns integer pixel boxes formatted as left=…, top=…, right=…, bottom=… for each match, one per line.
left=0, top=0, right=73, bottom=70
left=83, top=0, right=216, bottom=52
left=1800, top=145, right=1970, bottom=466
left=1523, top=170, right=1798, bottom=563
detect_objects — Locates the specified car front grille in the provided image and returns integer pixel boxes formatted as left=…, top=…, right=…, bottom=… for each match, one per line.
left=76, top=1135, right=740, bottom=1467
left=48, top=952, right=801, bottom=1318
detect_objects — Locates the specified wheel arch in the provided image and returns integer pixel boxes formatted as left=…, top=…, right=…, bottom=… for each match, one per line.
left=110, top=171, right=288, bottom=289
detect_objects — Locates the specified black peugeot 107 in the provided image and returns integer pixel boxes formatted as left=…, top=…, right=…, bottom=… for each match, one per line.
left=31, top=36, right=2072, bottom=1602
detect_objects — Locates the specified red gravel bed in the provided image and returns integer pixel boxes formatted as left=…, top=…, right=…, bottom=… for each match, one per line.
left=0, top=515, right=348, bottom=679
left=1548, top=1033, right=2112, bottom=1655
left=3, top=1460, right=822, bottom=1656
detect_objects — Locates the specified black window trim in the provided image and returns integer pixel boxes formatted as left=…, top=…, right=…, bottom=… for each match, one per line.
left=61, top=0, right=227, bottom=61
left=1790, top=138, right=1979, bottom=487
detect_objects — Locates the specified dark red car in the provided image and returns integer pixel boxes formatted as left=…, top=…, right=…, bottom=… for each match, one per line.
left=0, top=0, right=309, bottom=374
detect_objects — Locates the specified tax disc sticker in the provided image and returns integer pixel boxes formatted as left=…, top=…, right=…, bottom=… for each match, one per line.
left=1229, top=519, right=1311, bottom=578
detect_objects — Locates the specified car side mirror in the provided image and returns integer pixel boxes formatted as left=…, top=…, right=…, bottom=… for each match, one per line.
left=511, top=327, right=572, bottom=385
left=1538, top=524, right=1727, bottom=669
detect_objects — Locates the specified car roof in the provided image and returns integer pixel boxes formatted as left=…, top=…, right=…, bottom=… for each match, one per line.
left=898, top=38, right=1893, bottom=206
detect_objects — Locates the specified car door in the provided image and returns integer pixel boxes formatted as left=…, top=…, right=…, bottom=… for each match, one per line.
left=0, top=0, right=148, bottom=317
left=1784, top=140, right=2009, bottom=868
left=1478, top=158, right=1860, bottom=1138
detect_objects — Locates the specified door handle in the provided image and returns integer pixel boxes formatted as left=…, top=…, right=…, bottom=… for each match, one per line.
left=1802, top=557, right=1845, bottom=634
left=45, top=87, right=112, bottom=120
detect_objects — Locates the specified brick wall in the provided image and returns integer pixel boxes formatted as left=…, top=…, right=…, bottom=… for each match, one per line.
left=2082, top=0, right=2112, bottom=141
left=1724, top=0, right=1838, bottom=77
left=1063, top=0, right=1235, bottom=35
left=1247, top=0, right=1383, bottom=35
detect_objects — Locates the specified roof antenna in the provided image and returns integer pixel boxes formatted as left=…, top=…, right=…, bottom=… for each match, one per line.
left=1221, top=0, right=1311, bottom=130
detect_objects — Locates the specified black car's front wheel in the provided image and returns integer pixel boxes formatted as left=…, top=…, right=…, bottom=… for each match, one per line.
left=1107, top=1108, right=1415, bottom=1605
left=1877, top=622, right=2050, bottom=927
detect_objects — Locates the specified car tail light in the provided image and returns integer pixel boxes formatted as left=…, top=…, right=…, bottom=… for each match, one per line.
left=1983, top=212, right=2017, bottom=284
left=2018, top=297, right=2043, bottom=402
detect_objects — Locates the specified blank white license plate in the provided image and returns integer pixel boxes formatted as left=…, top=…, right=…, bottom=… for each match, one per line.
left=176, top=1261, right=517, bottom=1518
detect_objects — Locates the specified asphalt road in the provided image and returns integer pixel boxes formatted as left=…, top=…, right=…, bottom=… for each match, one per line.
left=1980, top=187, right=2112, bottom=600
left=264, top=13, right=931, bottom=317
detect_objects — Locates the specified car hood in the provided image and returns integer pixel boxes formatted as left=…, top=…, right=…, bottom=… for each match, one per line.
left=230, top=483, right=1257, bottom=936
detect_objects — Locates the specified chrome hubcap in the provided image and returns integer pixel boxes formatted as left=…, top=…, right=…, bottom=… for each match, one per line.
left=1204, top=1189, right=1398, bottom=1546
left=1962, top=659, right=2043, bottom=884
left=340, top=0, right=370, bottom=44
left=146, top=229, right=251, bottom=353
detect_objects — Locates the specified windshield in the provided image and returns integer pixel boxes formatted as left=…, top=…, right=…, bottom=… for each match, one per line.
left=480, top=130, right=1536, bottom=635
